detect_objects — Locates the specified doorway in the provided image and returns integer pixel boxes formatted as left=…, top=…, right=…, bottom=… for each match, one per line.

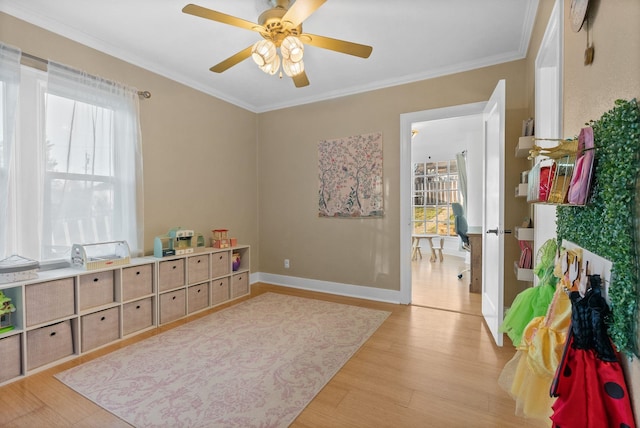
left=399, top=103, right=486, bottom=313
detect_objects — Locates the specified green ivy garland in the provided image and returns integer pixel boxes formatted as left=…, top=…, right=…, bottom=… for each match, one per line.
left=556, top=98, right=640, bottom=357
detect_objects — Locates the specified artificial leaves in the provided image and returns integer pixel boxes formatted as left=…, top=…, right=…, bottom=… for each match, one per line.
left=556, top=98, right=640, bottom=357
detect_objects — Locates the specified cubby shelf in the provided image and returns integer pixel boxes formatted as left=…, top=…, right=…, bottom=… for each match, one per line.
left=0, top=245, right=251, bottom=386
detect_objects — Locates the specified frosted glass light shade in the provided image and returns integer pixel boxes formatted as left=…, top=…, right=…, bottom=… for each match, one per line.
left=251, top=40, right=276, bottom=67
left=259, top=54, right=280, bottom=75
left=282, top=58, right=304, bottom=77
left=280, top=36, right=304, bottom=63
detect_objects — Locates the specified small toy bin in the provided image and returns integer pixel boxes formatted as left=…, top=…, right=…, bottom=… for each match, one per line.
left=0, top=254, right=39, bottom=284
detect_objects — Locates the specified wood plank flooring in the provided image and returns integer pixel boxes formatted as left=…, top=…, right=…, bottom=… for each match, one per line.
left=0, top=278, right=549, bottom=427
left=411, top=253, right=482, bottom=316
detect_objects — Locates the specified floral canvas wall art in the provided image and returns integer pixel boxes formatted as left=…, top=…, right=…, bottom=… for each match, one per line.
left=318, top=132, right=383, bottom=218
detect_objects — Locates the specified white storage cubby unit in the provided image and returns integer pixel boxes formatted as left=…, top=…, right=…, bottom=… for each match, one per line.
left=157, top=245, right=250, bottom=325
left=0, top=244, right=251, bottom=386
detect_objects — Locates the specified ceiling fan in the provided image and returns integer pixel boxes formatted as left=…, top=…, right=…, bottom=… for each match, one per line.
left=182, top=0, right=373, bottom=88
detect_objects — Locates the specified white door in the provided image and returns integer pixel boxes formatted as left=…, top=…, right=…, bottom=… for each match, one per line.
left=482, top=80, right=505, bottom=346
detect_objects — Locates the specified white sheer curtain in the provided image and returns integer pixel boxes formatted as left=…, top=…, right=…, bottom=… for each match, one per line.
left=456, top=150, right=468, bottom=215
left=43, top=62, right=144, bottom=258
left=0, top=43, right=21, bottom=258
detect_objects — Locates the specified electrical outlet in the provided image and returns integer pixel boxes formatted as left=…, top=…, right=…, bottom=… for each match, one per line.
left=284, top=259, right=290, bottom=269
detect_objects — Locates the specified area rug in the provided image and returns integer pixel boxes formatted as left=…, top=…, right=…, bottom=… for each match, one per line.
left=55, top=292, right=390, bottom=427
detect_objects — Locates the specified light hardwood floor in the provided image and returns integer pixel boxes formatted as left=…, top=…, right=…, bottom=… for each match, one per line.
left=0, top=281, right=549, bottom=427
left=411, top=253, right=482, bottom=316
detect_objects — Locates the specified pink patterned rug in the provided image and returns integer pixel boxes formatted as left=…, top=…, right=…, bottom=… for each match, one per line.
left=56, top=292, right=390, bottom=427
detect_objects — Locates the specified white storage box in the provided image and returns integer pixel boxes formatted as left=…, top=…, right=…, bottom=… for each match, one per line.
left=0, top=255, right=39, bottom=284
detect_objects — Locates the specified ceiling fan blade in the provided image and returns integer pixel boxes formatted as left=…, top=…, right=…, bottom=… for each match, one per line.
left=209, top=46, right=254, bottom=73
left=182, top=4, right=265, bottom=33
left=301, top=33, right=372, bottom=58
left=281, top=0, right=326, bottom=29
left=292, top=70, right=310, bottom=88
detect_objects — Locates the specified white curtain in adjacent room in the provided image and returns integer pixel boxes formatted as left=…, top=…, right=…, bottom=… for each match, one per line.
left=0, top=43, right=21, bottom=258
left=43, top=61, right=144, bottom=258
left=456, top=151, right=468, bottom=214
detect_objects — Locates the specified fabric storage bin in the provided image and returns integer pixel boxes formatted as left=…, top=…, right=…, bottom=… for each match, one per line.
left=211, top=277, right=230, bottom=306
left=159, top=289, right=186, bottom=325
left=231, top=273, right=249, bottom=298
left=122, top=264, right=153, bottom=301
left=79, top=270, right=115, bottom=311
left=187, top=283, right=209, bottom=314
left=188, top=255, right=209, bottom=285
left=211, top=251, right=229, bottom=278
left=0, top=334, right=22, bottom=382
left=158, top=259, right=185, bottom=292
left=25, top=278, right=75, bottom=327
left=123, top=297, right=153, bottom=336
left=81, top=306, right=120, bottom=352
left=27, top=320, right=74, bottom=370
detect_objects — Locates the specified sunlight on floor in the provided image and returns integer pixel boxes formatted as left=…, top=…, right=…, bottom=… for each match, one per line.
left=411, top=254, right=482, bottom=316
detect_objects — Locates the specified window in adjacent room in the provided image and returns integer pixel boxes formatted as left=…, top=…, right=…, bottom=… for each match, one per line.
left=412, top=160, right=460, bottom=236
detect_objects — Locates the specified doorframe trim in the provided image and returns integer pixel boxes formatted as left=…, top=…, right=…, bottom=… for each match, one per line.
left=399, top=102, right=487, bottom=304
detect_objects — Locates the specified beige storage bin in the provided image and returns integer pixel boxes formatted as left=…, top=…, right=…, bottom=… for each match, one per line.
left=27, top=320, right=74, bottom=370
left=188, top=254, right=209, bottom=285
left=79, top=270, right=115, bottom=311
left=211, top=277, right=230, bottom=306
left=231, top=273, right=249, bottom=298
left=122, top=297, right=153, bottom=336
left=81, top=307, right=120, bottom=352
left=159, top=289, right=186, bottom=325
left=158, top=259, right=185, bottom=292
left=187, top=283, right=209, bottom=314
left=25, top=278, right=75, bottom=327
left=0, top=334, right=22, bottom=382
left=211, top=251, right=230, bottom=278
left=122, top=264, right=153, bottom=301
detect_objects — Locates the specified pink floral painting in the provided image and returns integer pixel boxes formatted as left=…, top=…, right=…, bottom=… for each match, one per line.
left=318, top=132, right=383, bottom=218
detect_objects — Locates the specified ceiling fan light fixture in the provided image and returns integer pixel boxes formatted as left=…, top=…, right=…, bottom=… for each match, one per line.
left=251, top=39, right=276, bottom=67
left=282, top=57, right=304, bottom=77
left=280, top=35, right=304, bottom=63
left=259, top=54, right=281, bottom=75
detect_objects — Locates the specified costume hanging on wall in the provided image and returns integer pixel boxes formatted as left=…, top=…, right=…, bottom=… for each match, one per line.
left=550, top=275, right=636, bottom=428
left=498, top=247, right=578, bottom=421
left=500, top=239, right=558, bottom=346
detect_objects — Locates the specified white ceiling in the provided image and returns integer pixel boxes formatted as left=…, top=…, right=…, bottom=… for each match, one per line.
left=0, top=0, right=539, bottom=113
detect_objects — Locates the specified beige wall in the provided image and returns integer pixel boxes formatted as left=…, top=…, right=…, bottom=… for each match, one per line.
left=0, top=13, right=260, bottom=265
left=560, top=0, right=640, bottom=420
left=258, top=62, right=530, bottom=302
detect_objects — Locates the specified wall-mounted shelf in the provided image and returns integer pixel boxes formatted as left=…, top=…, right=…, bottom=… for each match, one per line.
left=515, top=136, right=534, bottom=158
left=515, top=183, right=528, bottom=197
left=514, top=227, right=534, bottom=241
left=513, top=261, right=534, bottom=282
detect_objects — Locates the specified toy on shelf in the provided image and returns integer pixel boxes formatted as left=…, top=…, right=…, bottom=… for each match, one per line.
left=232, top=252, right=241, bottom=271
left=0, top=290, right=16, bottom=333
left=212, top=229, right=230, bottom=248
left=71, top=241, right=131, bottom=270
left=0, top=254, right=39, bottom=284
left=212, top=229, right=238, bottom=248
left=154, top=227, right=203, bottom=258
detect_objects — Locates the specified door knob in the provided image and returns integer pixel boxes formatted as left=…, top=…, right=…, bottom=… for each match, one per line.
left=487, top=228, right=511, bottom=235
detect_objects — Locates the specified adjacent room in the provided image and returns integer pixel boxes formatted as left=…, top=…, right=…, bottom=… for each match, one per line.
left=0, top=0, right=639, bottom=426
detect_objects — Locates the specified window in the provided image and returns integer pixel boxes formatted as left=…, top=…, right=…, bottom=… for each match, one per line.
left=412, top=160, right=460, bottom=236
left=1, top=61, right=143, bottom=262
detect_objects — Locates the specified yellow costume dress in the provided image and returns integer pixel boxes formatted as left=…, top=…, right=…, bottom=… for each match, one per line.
left=498, top=249, right=578, bottom=421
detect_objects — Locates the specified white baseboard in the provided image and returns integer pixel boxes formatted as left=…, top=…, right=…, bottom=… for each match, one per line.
left=251, top=272, right=402, bottom=304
